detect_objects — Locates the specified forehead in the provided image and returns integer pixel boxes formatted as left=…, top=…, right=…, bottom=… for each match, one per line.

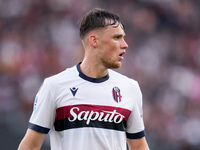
left=100, top=23, right=125, bottom=36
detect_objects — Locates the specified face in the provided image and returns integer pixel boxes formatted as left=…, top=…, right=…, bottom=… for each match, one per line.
left=96, top=23, right=128, bottom=69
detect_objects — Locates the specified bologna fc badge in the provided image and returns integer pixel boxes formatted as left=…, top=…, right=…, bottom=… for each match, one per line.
left=112, top=86, right=122, bottom=103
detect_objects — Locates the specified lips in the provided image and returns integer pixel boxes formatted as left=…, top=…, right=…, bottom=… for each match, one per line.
left=119, top=50, right=126, bottom=60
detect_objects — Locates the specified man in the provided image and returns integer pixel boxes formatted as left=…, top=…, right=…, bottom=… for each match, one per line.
left=18, top=8, right=150, bottom=150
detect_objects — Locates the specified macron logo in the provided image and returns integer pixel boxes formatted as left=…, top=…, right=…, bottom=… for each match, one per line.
left=70, top=87, right=78, bottom=96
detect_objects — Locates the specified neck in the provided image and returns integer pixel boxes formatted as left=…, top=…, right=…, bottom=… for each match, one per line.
left=80, top=60, right=108, bottom=78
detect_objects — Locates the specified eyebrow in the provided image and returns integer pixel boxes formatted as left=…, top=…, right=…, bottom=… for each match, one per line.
left=113, top=33, right=126, bottom=37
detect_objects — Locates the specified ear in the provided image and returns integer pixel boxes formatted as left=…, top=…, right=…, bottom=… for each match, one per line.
left=89, top=34, right=98, bottom=48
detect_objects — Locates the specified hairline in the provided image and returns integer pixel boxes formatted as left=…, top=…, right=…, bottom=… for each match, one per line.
left=80, top=20, right=124, bottom=39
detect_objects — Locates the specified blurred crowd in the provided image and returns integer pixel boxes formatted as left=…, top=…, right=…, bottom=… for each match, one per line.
left=0, top=0, right=200, bottom=149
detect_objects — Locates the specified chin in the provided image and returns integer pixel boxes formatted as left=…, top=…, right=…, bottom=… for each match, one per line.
left=107, top=62, right=122, bottom=69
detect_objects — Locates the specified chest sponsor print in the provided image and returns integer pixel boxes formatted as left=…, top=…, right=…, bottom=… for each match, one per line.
left=54, top=104, right=131, bottom=132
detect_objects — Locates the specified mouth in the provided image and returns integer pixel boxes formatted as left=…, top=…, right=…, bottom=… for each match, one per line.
left=119, top=51, right=126, bottom=60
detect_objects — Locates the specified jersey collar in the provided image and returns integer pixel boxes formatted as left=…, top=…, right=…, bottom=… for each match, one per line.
left=76, top=62, right=109, bottom=83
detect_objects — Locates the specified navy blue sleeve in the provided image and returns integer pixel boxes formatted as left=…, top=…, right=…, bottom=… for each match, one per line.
left=126, top=130, right=146, bottom=139
left=28, top=122, right=50, bottom=134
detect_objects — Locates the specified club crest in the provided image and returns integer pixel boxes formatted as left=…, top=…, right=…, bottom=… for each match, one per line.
left=112, top=87, right=122, bottom=103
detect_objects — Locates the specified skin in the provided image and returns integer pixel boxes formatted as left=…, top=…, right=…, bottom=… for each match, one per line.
left=80, top=23, right=128, bottom=78
left=127, top=137, right=150, bottom=150
left=18, top=129, right=46, bottom=150
left=18, top=22, right=150, bottom=150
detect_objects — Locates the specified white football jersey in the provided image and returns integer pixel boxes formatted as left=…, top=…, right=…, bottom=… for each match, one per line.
left=29, top=63, right=145, bottom=150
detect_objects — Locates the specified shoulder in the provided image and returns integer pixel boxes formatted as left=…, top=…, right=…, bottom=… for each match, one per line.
left=45, top=65, right=77, bottom=83
left=40, top=65, right=78, bottom=91
left=109, top=69, right=138, bottom=85
left=109, top=70, right=143, bottom=108
left=109, top=69, right=142, bottom=97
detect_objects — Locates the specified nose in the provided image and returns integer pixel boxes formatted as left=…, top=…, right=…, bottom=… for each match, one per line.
left=121, top=39, right=128, bottom=49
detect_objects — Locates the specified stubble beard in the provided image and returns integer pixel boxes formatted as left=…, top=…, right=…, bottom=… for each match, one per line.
left=101, top=57, right=122, bottom=69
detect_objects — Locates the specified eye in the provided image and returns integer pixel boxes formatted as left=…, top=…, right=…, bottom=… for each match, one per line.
left=114, top=36, right=121, bottom=40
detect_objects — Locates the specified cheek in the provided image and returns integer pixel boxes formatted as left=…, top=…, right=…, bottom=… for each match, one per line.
left=103, top=41, right=117, bottom=53
left=102, top=48, right=115, bottom=59
left=98, top=39, right=118, bottom=58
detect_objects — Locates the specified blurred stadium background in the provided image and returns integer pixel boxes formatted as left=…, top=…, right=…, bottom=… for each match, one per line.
left=0, top=0, right=200, bottom=149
